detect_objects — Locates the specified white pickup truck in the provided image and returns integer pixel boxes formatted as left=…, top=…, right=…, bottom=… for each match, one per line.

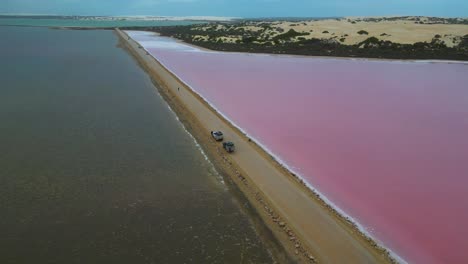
left=210, top=131, right=224, bottom=141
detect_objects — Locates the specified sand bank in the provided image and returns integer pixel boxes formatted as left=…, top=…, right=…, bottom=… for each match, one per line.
left=267, top=19, right=468, bottom=46
left=115, top=28, right=397, bottom=263
left=189, top=17, right=468, bottom=47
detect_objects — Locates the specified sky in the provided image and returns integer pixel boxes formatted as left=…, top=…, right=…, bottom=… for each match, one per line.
left=1, top=0, right=467, bottom=18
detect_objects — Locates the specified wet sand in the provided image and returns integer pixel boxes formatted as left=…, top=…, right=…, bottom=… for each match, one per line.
left=116, top=29, right=396, bottom=263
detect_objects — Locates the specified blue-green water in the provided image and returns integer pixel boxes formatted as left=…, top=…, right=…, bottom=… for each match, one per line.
left=0, top=18, right=203, bottom=27
left=0, top=26, right=272, bottom=263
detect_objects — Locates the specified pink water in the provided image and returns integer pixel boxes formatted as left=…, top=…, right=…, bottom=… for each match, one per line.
left=128, top=31, right=468, bottom=263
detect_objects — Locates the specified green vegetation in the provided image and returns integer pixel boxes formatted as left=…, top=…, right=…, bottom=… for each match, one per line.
left=358, top=30, right=369, bottom=35
left=272, top=29, right=310, bottom=41
left=242, top=36, right=257, bottom=43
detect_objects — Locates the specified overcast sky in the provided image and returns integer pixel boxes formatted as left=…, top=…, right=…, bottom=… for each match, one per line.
left=1, top=0, right=467, bottom=18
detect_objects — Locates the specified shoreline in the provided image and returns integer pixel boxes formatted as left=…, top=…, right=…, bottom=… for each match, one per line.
left=149, top=18, right=468, bottom=61
left=6, top=23, right=466, bottom=62
left=122, top=28, right=468, bottom=64
left=116, top=28, right=399, bottom=263
left=177, top=37, right=468, bottom=64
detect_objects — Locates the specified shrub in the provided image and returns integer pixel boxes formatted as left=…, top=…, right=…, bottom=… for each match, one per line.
left=242, top=36, right=256, bottom=43
left=358, top=30, right=369, bottom=35
left=272, top=29, right=309, bottom=41
left=322, top=31, right=329, bottom=34
left=358, top=37, right=380, bottom=48
left=365, top=37, right=380, bottom=44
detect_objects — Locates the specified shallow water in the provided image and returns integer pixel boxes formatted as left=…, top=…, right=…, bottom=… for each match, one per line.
left=0, top=27, right=273, bottom=264
left=0, top=18, right=202, bottom=27
left=128, top=31, right=468, bottom=264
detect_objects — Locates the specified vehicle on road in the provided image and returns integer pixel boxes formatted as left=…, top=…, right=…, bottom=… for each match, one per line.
left=223, top=142, right=235, bottom=153
left=211, top=131, right=224, bottom=141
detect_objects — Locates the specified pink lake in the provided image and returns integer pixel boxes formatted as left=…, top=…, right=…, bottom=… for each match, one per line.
left=127, top=31, right=468, bottom=263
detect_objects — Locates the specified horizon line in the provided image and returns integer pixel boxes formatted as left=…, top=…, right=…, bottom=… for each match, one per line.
left=1, top=13, right=467, bottom=19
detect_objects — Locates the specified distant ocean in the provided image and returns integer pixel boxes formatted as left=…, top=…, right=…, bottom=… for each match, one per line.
left=0, top=17, right=204, bottom=27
